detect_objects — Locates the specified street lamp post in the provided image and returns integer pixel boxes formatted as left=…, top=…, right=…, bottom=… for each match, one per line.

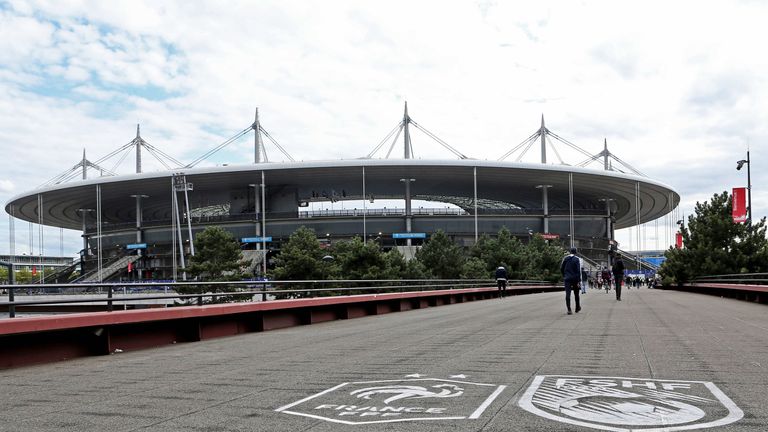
left=736, top=151, right=752, bottom=224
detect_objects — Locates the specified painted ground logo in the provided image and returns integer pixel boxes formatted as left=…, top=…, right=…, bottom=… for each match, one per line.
left=276, top=375, right=506, bottom=425
left=518, top=375, right=743, bottom=431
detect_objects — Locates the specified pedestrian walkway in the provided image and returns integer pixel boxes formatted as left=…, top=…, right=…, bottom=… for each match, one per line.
left=0, top=289, right=764, bottom=431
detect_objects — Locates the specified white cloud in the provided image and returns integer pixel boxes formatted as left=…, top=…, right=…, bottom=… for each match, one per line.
left=1, top=0, right=767, bottom=255
left=0, top=180, right=14, bottom=193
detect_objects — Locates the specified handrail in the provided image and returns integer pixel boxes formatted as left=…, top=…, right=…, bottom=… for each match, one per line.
left=691, top=273, right=768, bottom=285
left=0, top=279, right=554, bottom=318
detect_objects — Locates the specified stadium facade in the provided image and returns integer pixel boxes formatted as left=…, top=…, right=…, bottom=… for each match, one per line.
left=4, top=110, right=680, bottom=281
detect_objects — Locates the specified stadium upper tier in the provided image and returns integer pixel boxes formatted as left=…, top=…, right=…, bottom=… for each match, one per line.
left=5, top=159, right=678, bottom=232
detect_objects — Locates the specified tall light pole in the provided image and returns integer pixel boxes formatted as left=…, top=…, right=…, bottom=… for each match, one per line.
left=737, top=151, right=752, bottom=224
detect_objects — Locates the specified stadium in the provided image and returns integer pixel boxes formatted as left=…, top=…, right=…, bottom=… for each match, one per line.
left=4, top=107, right=680, bottom=281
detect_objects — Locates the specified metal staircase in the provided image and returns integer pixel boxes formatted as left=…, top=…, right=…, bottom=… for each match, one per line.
left=72, top=255, right=140, bottom=283
left=616, top=249, right=660, bottom=271
left=38, top=259, right=81, bottom=284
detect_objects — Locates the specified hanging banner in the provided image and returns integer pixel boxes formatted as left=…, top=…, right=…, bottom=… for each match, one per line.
left=675, top=232, right=683, bottom=249
left=732, top=187, right=747, bottom=223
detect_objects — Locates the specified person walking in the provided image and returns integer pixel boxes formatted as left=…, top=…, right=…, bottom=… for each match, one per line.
left=560, top=248, right=582, bottom=315
left=601, top=267, right=611, bottom=293
left=495, top=266, right=508, bottom=298
left=612, top=256, right=626, bottom=301
left=581, top=266, right=588, bottom=294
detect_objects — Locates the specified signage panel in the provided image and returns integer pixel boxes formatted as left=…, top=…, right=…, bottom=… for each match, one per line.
left=242, top=237, right=272, bottom=243
left=126, top=243, right=147, bottom=250
left=392, top=233, right=427, bottom=239
left=732, top=187, right=747, bottom=223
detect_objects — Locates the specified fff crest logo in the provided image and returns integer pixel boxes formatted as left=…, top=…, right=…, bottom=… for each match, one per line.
left=276, top=374, right=506, bottom=425
left=518, top=375, right=743, bottom=431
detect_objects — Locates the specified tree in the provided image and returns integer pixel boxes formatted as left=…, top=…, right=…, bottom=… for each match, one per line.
left=185, top=226, right=246, bottom=281
left=461, top=257, right=488, bottom=279
left=402, top=257, right=428, bottom=279
left=331, top=237, right=397, bottom=280
left=415, top=230, right=465, bottom=279
left=271, top=226, right=330, bottom=281
left=660, top=191, right=768, bottom=284
left=521, top=234, right=565, bottom=283
left=181, top=226, right=248, bottom=302
left=468, top=227, right=526, bottom=278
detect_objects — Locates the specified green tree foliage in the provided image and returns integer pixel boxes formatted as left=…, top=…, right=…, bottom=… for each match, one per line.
left=181, top=226, right=248, bottom=302
left=660, top=191, right=768, bottom=284
left=402, top=257, right=428, bottom=279
left=415, top=230, right=465, bottom=279
left=469, top=227, right=525, bottom=278
left=331, top=237, right=404, bottom=280
left=185, top=226, right=246, bottom=281
left=461, top=256, right=488, bottom=279
left=268, top=227, right=566, bottom=289
left=271, top=226, right=330, bottom=281
left=521, top=234, right=565, bottom=282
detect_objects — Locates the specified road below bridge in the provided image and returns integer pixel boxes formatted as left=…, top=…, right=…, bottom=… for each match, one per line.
left=0, top=288, right=766, bottom=431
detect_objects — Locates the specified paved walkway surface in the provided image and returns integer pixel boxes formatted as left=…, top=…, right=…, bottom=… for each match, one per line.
left=0, top=288, right=766, bottom=431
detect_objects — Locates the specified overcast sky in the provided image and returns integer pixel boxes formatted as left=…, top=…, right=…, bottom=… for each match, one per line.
left=1, top=0, right=766, bottom=257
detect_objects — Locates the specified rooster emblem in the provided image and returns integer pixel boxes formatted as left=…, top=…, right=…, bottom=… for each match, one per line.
left=350, top=384, right=464, bottom=404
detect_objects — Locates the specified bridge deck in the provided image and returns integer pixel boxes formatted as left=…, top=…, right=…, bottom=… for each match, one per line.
left=0, top=288, right=765, bottom=431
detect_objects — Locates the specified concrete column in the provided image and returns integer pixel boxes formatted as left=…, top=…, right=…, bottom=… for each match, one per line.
left=536, top=185, right=552, bottom=233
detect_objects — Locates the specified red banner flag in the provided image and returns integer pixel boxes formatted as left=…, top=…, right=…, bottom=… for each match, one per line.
left=732, top=187, right=747, bottom=223
left=675, top=232, right=683, bottom=249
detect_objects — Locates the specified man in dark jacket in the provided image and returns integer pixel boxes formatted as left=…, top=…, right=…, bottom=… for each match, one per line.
left=612, top=257, right=626, bottom=301
left=560, top=248, right=582, bottom=315
left=495, top=266, right=508, bottom=298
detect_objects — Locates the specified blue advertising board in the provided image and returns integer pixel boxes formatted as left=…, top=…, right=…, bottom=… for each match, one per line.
left=126, top=243, right=147, bottom=250
left=392, top=232, right=427, bottom=239
left=242, top=236, right=272, bottom=243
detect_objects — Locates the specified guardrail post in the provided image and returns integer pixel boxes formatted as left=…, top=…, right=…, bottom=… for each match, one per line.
left=197, top=295, right=203, bottom=306
left=8, top=286, right=15, bottom=318
left=107, top=285, right=113, bottom=312
left=261, top=283, right=266, bottom=302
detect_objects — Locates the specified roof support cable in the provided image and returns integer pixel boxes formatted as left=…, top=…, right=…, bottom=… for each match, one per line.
left=143, top=146, right=173, bottom=170
left=186, top=126, right=252, bottom=168
left=260, top=126, right=295, bottom=162
left=548, top=135, right=566, bottom=165
left=44, top=165, right=81, bottom=186
left=498, top=131, right=540, bottom=161
left=546, top=130, right=596, bottom=159
left=384, top=123, right=405, bottom=159
left=409, top=120, right=468, bottom=159
left=576, top=153, right=604, bottom=167
left=609, top=154, right=646, bottom=177
left=92, top=140, right=136, bottom=165
left=109, top=146, right=134, bottom=173
left=514, top=135, right=540, bottom=162
left=143, top=142, right=185, bottom=168
left=366, top=121, right=403, bottom=158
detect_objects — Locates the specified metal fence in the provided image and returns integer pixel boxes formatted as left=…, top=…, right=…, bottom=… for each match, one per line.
left=0, top=278, right=552, bottom=319
left=691, top=273, right=768, bottom=285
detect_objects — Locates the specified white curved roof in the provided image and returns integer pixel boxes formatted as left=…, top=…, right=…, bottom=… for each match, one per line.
left=5, top=159, right=679, bottom=231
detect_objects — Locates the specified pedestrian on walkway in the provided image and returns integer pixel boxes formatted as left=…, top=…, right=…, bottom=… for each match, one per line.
left=495, top=266, right=507, bottom=298
left=560, top=248, right=582, bottom=315
left=612, top=256, right=626, bottom=301
left=581, top=267, right=588, bottom=294
left=601, top=267, right=611, bottom=292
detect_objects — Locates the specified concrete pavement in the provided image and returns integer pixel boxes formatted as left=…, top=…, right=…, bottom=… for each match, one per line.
left=0, top=288, right=765, bottom=431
